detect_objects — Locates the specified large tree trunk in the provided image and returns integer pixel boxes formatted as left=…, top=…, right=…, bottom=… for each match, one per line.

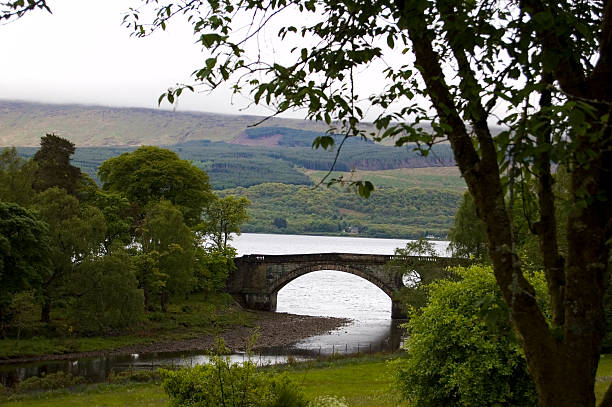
left=394, top=1, right=612, bottom=405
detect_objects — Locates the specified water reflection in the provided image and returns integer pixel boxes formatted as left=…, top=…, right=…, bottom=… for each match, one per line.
left=277, top=269, right=405, bottom=355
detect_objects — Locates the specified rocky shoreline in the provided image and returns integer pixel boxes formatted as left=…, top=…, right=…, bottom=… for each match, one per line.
left=0, top=312, right=350, bottom=365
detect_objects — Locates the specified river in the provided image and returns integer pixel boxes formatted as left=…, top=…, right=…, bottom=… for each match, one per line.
left=0, top=233, right=449, bottom=385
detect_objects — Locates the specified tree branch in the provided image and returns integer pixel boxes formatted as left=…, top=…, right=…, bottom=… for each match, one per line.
left=532, top=73, right=566, bottom=328
left=396, top=0, right=558, bottom=384
left=520, top=0, right=587, bottom=97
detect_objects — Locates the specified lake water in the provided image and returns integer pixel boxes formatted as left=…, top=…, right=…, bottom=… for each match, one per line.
left=0, top=233, right=449, bottom=385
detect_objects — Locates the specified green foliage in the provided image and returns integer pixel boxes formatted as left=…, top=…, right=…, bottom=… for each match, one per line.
left=397, top=238, right=438, bottom=257
left=202, top=195, right=250, bottom=252
left=447, top=192, right=489, bottom=262
left=70, top=248, right=145, bottom=334
left=138, top=200, right=195, bottom=311
left=395, top=265, right=547, bottom=407
left=387, top=238, right=457, bottom=314
left=0, top=147, right=37, bottom=206
left=0, top=201, right=50, bottom=332
left=161, top=355, right=308, bottom=407
left=194, top=247, right=234, bottom=295
left=98, top=146, right=213, bottom=226
left=7, top=290, right=40, bottom=341
left=89, top=189, right=134, bottom=250
left=33, top=187, right=106, bottom=322
left=17, top=137, right=457, bottom=190
left=32, top=134, right=81, bottom=196
left=14, top=371, right=85, bottom=393
left=224, top=183, right=460, bottom=238
left=123, top=1, right=612, bottom=400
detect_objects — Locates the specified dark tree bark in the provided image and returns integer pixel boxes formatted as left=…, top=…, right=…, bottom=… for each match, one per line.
left=395, top=1, right=612, bottom=405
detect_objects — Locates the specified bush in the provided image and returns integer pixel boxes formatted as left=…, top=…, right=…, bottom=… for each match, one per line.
left=15, top=371, right=85, bottom=392
left=394, top=265, right=547, bottom=407
left=161, top=355, right=308, bottom=407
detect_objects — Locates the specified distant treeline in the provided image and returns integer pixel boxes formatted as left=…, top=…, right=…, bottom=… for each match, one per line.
left=17, top=128, right=456, bottom=190
left=222, top=183, right=462, bottom=239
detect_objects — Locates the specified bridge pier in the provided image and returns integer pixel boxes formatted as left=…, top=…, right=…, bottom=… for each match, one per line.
left=391, top=299, right=407, bottom=319
left=242, top=292, right=278, bottom=312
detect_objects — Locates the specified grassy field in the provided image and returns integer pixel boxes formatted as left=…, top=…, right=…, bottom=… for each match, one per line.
left=3, top=353, right=612, bottom=406
left=1, top=355, right=405, bottom=407
left=0, top=295, right=253, bottom=360
left=304, top=167, right=467, bottom=191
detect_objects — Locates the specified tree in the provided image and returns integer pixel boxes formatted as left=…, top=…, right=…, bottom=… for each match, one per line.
left=0, top=147, right=37, bottom=206
left=34, top=187, right=106, bottom=322
left=202, top=195, right=250, bottom=252
left=69, top=247, right=144, bottom=334
left=0, top=202, right=50, bottom=334
left=8, top=291, right=40, bottom=342
left=138, top=200, right=195, bottom=311
left=127, top=2, right=612, bottom=404
left=447, top=192, right=488, bottom=263
left=98, top=146, right=213, bottom=227
left=193, top=246, right=234, bottom=296
left=32, top=134, right=81, bottom=196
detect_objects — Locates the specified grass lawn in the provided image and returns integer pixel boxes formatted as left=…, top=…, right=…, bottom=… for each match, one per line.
left=1, top=383, right=169, bottom=407
left=283, top=355, right=408, bottom=407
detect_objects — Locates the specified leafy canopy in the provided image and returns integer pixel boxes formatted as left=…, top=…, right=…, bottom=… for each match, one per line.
left=98, top=146, right=213, bottom=227
left=32, top=133, right=81, bottom=196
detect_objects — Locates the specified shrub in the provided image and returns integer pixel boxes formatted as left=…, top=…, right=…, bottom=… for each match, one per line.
left=15, top=371, right=85, bottom=392
left=394, top=265, right=547, bottom=407
left=161, top=356, right=308, bottom=407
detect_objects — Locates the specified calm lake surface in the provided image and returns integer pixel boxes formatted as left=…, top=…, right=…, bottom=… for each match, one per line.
left=1, top=233, right=449, bottom=384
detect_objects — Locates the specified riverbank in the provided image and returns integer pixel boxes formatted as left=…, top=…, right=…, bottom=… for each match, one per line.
left=1, top=354, right=407, bottom=407
left=0, top=311, right=349, bottom=365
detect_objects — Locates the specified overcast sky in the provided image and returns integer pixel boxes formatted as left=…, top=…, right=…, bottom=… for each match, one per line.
left=0, top=0, right=292, bottom=117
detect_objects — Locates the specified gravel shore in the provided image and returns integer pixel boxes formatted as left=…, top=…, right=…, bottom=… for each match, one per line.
left=0, top=311, right=350, bottom=365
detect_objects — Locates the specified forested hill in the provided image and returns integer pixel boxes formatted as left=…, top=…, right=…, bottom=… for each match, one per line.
left=17, top=140, right=456, bottom=190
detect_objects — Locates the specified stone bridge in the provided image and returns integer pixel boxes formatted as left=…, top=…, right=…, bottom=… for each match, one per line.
left=229, top=253, right=468, bottom=319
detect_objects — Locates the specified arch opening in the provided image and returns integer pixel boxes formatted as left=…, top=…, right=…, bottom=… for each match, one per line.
left=276, top=269, right=392, bottom=321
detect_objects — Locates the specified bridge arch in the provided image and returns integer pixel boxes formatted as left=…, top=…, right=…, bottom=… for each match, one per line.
left=268, top=262, right=395, bottom=298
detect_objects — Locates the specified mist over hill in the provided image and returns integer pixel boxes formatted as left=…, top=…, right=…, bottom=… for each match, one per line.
left=0, top=100, right=337, bottom=147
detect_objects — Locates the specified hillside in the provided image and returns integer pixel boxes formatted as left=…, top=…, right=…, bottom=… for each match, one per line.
left=0, top=100, right=339, bottom=147
left=222, top=183, right=462, bottom=239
